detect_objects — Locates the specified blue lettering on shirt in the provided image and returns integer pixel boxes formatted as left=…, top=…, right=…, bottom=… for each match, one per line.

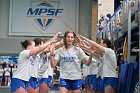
left=30, top=58, right=34, bottom=66
left=60, top=56, right=76, bottom=62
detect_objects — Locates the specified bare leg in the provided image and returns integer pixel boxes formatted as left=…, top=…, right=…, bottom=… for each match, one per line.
left=0, top=78, right=2, bottom=86
left=27, top=85, right=39, bottom=93
left=105, top=85, right=116, bottom=93
left=15, top=87, right=27, bottom=93
left=72, top=89, right=80, bottom=93
left=60, top=87, right=68, bottom=93
left=86, top=84, right=92, bottom=93
left=39, top=82, right=50, bottom=93
left=5, top=77, right=8, bottom=86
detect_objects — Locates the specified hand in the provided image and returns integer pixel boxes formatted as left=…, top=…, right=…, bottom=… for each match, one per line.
left=78, top=35, right=93, bottom=45
left=89, top=47, right=103, bottom=59
left=50, top=32, right=62, bottom=43
left=75, top=35, right=81, bottom=43
left=76, top=35, right=91, bottom=50
left=75, top=35, right=84, bottom=46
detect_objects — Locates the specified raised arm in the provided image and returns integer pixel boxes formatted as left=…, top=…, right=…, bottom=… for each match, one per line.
left=49, top=43, right=59, bottom=68
left=75, top=35, right=104, bottom=59
left=79, top=35, right=105, bottom=53
left=29, top=32, right=61, bottom=56
left=54, top=39, right=64, bottom=49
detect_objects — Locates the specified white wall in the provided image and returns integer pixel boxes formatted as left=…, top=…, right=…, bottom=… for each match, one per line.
left=98, top=0, right=114, bottom=20
left=79, top=0, right=92, bottom=39
left=0, top=0, right=9, bottom=37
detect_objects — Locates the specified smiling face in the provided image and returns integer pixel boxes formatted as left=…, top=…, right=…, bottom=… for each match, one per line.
left=63, top=31, right=76, bottom=49
left=65, top=32, right=75, bottom=46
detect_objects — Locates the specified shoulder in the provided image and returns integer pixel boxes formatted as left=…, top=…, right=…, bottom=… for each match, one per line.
left=19, top=50, right=30, bottom=58
left=104, top=48, right=116, bottom=59
left=20, top=50, right=30, bottom=55
left=104, top=48, right=115, bottom=54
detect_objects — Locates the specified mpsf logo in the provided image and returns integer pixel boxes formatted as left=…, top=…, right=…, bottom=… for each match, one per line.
left=27, top=0, right=63, bottom=31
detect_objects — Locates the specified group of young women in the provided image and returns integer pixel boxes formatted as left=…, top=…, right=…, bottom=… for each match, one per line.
left=0, top=64, right=11, bottom=86
left=10, top=31, right=118, bottom=93
left=0, top=63, right=17, bottom=86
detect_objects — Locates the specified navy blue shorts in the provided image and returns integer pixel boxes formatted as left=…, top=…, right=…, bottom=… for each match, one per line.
left=40, top=77, right=52, bottom=88
left=48, top=76, right=52, bottom=81
left=59, top=78, right=82, bottom=90
left=88, top=75, right=94, bottom=84
left=97, top=77, right=105, bottom=92
left=90, top=75, right=98, bottom=90
left=10, top=78, right=29, bottom=92
left=28, top=77, right=40, bottom=89
left=103, top=77, right=118, bottom=90
left=85, top=75, right=91, bottom=86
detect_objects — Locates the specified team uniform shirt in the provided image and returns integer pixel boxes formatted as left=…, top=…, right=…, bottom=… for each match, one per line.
left=101, top=48, right=118, bottom=78
left=0, top=68, right=4, bottom=77
left=82, top=57, right=99, bottom=76
left=4, top=67, right=11, bottom=76
left=30, top=54, right=41, bottom=78
left=46, top=61, right=54, bottom=77
left=40, top=53, right=49, bottom=67
left=89, top=58, right=100, bottom=75
left=13, top=50, right=31, bottom=81
left=39, top=53, right=53, bottom=88
left=83, top=58, right=99, bottom=86
left=54, top=46, right=87, bottom=80
left=94, top=57, right=103, bottom=78
left=41, top=62, right=50, bottom=78
left=39, top=53, right=50, bottom=78
left=97, top=48, right=119, bottom=91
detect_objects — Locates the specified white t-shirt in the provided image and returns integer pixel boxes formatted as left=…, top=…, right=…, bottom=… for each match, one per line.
left=13, top=50, right=31, bottom=81
left=101, top=48, right=118, bottom=78
left=4, top=68, right=11, bottom=76
left=41, top=61, right=54, bottom=78
left=89, top=58, right=100, bottom=75
left=38, top=53, right=49, bottom=78
left=54, top=46, right=87, bottom=80
left=0, top=68, right=4, bottom=76
left=30, top=54, right=41, bottom=78
left=47, top=61, right=54, bottom=77
left=96, top=58, right=103, bottom=77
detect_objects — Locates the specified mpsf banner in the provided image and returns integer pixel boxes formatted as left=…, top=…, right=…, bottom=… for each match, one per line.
left=9, top=0, right=79, bottom=36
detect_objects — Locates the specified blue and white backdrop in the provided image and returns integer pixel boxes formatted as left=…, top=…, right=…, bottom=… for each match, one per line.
left=9, top=0, right=79, bottom=36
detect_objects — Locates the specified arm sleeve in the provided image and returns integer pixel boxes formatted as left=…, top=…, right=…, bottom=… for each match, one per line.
left=20, top=50, right=30, bottom=58
left=79, top=48, right=87, bottom=60
left=104, top=48, right=116, bottom=59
